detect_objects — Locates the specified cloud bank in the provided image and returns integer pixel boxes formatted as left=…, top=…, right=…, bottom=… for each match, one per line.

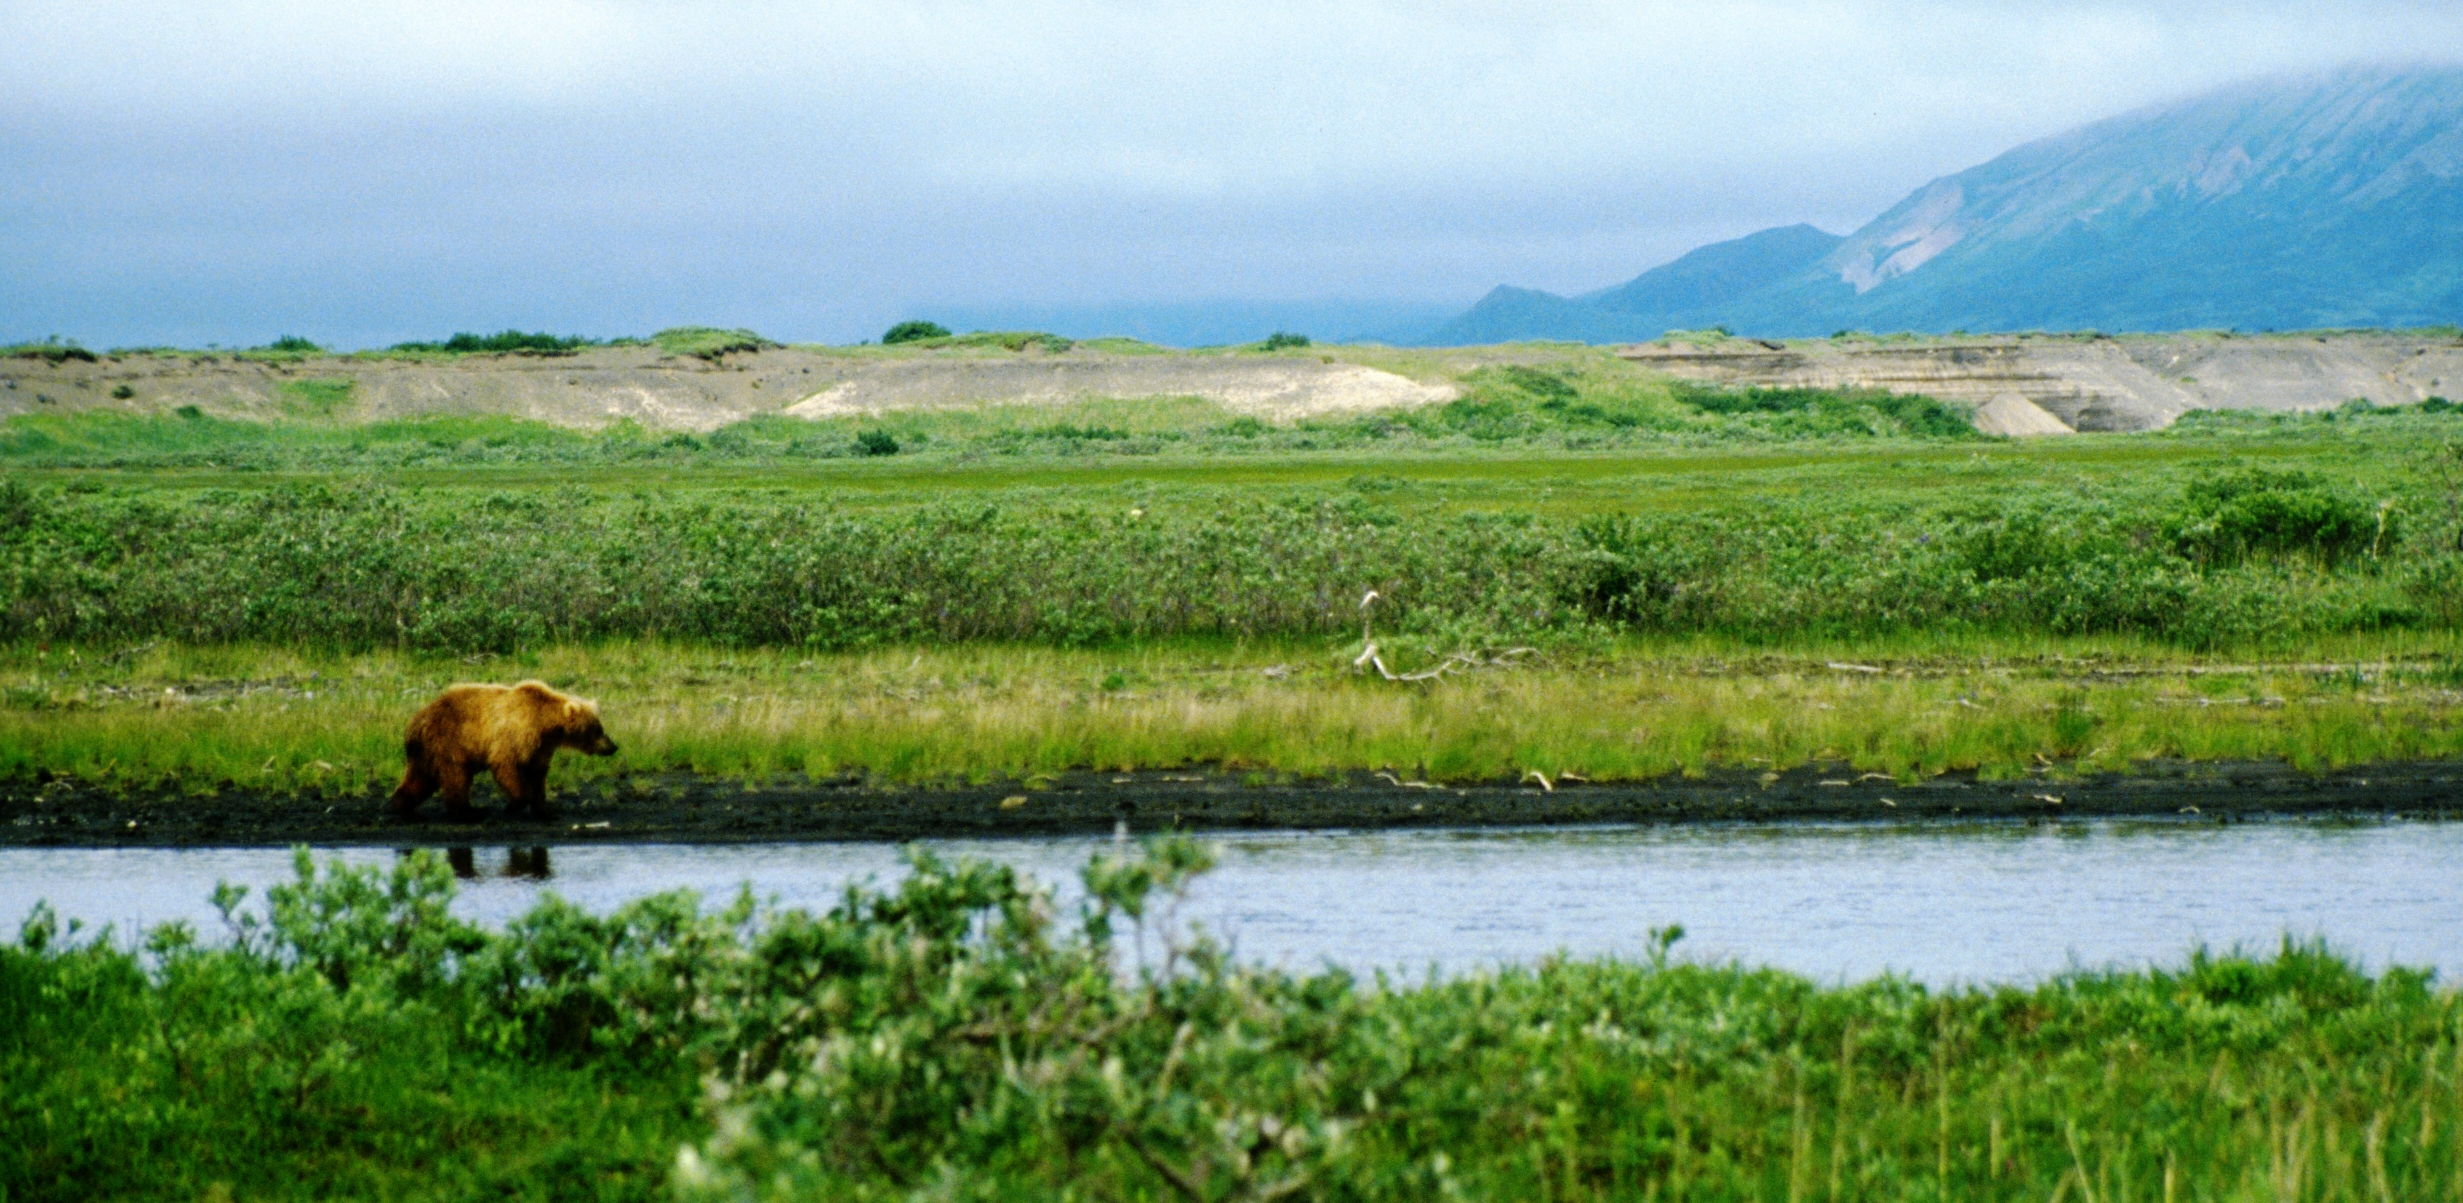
left=6, top=1, right=2461, bottom=346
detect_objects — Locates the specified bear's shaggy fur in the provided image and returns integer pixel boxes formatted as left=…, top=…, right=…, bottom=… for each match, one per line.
left=388, top=680, right=618, bottom=820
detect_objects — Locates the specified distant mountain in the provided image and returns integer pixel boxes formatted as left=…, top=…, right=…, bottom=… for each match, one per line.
left=1425, top=225, right=1841, bottom=344
left=1428, top=64, right=2463, bottom=343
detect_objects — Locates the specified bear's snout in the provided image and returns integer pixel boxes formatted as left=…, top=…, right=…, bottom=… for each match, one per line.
left=589, top=736, right=619, bottom=756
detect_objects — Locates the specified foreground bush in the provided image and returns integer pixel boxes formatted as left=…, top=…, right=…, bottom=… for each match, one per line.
left=3, top=844, right=2458, bottom=1201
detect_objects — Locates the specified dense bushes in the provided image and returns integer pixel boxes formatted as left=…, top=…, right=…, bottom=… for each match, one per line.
left=4, top=339, right=96, bottom=365
left=1401, top=371, right=1978, bottom=443
left=2166, top=467, right=2385, bottom=567
left=387, top=330, right=596, bottom=354
left=0, top=474, right=2436, bottom=652
left=1672, top=382, right=1978, bottom=438
left=0, top=484, right=1567, bottom=651
left=7, top=845, right=2458, bottom=1200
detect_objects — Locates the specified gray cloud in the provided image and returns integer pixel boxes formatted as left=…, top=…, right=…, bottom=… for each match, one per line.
left=6, top=1, right=2461, bottom=346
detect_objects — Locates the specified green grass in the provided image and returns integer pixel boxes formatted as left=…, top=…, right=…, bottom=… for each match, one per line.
left=6, top=844, right=2459, bottom=1200
left=3, top=637, right=2457, bottom=794
left=900, top=329, right=1077, bottom=353
left=274, top=378, right=354, bottom=420
left=648, top=326, right=777, bottom=360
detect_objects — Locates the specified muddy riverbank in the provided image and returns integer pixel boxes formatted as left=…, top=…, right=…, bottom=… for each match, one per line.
left=4, top=760, right=2457, bottom=847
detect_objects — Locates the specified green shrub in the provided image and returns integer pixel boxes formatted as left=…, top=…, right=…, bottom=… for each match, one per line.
left=1259, top=331, right=1310, bottom=350
left=2167, top=468, right=2381, bottom=568
left=881, top=320, right=950, bottom=345
left=261, top=336, right=322, bottom=354
left=108, top=385, right=134, bottom=400
left=1029, top=423, right=1129, bottom=442
left=854, top=429, right=900, bottom=457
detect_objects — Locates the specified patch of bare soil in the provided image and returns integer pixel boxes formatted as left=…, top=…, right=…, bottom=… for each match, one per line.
left=5, top=762, right=2455, bottom=848
left=0, top=345, right=1459, bottom=433
left=783, top=357, right=1455, bottom=421
left=1620, top=331, right=2463, bottom=432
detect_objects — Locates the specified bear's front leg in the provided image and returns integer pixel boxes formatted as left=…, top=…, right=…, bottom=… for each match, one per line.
left=521, top=759, right=558, bottom=821
left=491, top=760, right=536, bottom=818
left=437, top=763, right=479, bottom=821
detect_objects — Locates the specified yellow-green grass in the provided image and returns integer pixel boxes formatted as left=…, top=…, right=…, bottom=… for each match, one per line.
left=5, top=635, right=2457, bottom=796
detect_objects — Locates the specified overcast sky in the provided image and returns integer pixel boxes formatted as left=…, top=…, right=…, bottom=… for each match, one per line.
left=6, top=1, right=2462, bottom=347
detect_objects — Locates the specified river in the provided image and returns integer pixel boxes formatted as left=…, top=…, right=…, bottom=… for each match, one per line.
left=5, top=818, right=2455, bottom=985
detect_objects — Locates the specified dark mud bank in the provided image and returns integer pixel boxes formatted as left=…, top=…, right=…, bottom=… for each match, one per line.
left=6, top=760, right=2461, bottom=847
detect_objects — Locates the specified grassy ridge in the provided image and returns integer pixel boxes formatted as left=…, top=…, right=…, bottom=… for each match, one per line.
left=3, top=639, right=2458, bottom=793
left=7, top=845, right=2459, bottom=1200
left=0, top=367, right=1993, bottom=473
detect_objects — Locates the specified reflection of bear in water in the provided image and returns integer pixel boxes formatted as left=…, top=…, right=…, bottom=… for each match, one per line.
left=442, top=846, right=553, bottom=879
left=389, top=680, right=618, bottom=821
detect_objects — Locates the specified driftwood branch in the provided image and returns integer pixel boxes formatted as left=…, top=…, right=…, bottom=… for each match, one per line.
left=1350, top=587, right=1534, bottom=681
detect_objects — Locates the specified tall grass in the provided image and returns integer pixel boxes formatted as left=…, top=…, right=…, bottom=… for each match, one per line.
left=3, top=639, right=2457, bottom=791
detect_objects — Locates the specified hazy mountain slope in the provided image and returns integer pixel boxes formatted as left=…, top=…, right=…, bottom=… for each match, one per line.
left=1431, top=64, right=2463, bottom=342
left=1732, top=64, right=2463, bottom=335
left=1580, top=224, right=1844, bottom=314
left=1419, top=286, right=1654, bottom=345
left=1423, top=224, right=1842, bottom=344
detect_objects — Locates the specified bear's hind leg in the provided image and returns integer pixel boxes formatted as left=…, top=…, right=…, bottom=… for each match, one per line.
left=389, top=763, right=438, bottom=817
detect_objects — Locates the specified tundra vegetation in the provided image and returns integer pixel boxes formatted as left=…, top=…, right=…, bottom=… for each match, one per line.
left=7, top=842, right=2462, bottom=1201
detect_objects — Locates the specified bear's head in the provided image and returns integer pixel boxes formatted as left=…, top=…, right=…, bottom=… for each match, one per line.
left=559, top=697, right=620, bottom=756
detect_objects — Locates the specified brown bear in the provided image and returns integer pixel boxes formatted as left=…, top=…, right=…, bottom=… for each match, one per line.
left=388, top=680, right=618, bottom=820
